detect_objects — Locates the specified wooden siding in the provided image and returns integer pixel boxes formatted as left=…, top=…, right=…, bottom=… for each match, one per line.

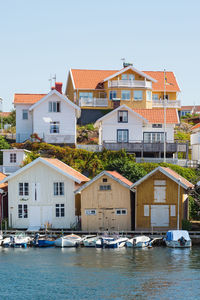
left=80, top=174, right=131, bottom=231
left=135, top=170, right=188, bottom=230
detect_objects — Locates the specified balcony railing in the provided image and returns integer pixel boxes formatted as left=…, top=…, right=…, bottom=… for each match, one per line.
left=16, top=133, right=75, bottom=144
left=108, top=80, right=152, bottom=89
left=103, top=141, right=188, bottom=153
left=152, top=100, right=181, bottom=108
left=79, top=98, right=108, bottom=107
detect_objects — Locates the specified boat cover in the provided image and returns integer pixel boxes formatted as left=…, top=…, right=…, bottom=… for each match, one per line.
left=166, top=230, right=190, bottom=241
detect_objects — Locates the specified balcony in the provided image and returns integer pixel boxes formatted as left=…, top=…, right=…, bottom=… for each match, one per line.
left=152, top=100, right=181, bottom=108
left=108, top=80, right=152, bottom=89
left=103, top=141, right=188, bottom=153
left=79, top=98, right=108, bottom=107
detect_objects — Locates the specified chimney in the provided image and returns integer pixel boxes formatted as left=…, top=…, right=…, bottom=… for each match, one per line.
left=55, top=82, right=63, bottom=94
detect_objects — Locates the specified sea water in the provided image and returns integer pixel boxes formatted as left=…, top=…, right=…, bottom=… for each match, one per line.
left=0, top=246, right=200, bottom=299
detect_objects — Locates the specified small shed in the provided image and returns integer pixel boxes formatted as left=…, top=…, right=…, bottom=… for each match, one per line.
left=75, top=171, right=134, bottom=231
left=131, top=166, right=194, bottom=230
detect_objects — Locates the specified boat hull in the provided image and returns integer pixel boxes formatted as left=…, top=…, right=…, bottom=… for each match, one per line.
left=38, top=240, right=55, bottom=247
left=165, top=240, right=192, bottom=248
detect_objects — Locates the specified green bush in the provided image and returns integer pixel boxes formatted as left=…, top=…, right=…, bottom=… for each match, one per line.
left=182, top=219, right=192, bottom=231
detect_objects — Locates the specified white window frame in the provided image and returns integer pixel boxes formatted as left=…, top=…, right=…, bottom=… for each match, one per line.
left=85, top=209, right=96, bottom=215
left=55, top=204, right=65, bottom=217
left=49, top=101, right=61, bottom=113
left=154, top=180, right=166, bottom=203
left=144, top=205, right=149, bottom=216
left=22, top=109, right=28, bottom=120
left=134, top=90, right=143, bottom=101
left=143, top=132, right=165, bottom=143
left=50, top=121, right=60, bottom=134
left=109, top=90, right=117, bottom=100
left=115, top=209, right=127, bottom=215
left=54, top=182, right=64, bottom=196
left=121, top=90, right=131, bottom=100
left=129, top=74, right=135, bottom=80
left=118, top=110, right=128, bottom=123
left=18, top=204, right=28, bottom=218
left=170, top=205, right=176, bottom=217
left=152, top=94, right=159, bottom=100
left=117, top=129, right=129, bottom=143
left=146, top=90, right=152, bottom=101
left=19, top=182, right=29, bottom=196
left=121, top=74, right=128, bottom=80
left=10, top=153, right=16, bottom=163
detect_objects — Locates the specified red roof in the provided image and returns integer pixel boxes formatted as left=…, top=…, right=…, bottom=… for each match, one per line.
left=0, top=112, right=11, bottom=118
left=191, top=123, right=200, bottom=130
left=161, top=167, right=194, bottom=189
left=181, top=105, right=200, bottom=112
left=70, top=69, right=180, bottom=92
left=14, top=94, right=46, bottom=104
left=133, top=108, right=179, bottom=124
left=41, top=158, right=89, bottom=183
left=106, top=171, right=133, bottom=187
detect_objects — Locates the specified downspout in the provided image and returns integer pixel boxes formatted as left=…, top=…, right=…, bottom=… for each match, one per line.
left=177, top=179, right=181, bottom=230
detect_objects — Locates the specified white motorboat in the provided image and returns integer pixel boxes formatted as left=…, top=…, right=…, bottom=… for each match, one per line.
left=83, top=236, right=98, bottom=247
left=55, top=234, right=82, bottom=247
left=126, top=236, right=151, bottom=248
left=2, top=232, right=32, bottom=248
left=164, top=230, right=192, bottom=248
left=96, top=236, right=128, bottom=248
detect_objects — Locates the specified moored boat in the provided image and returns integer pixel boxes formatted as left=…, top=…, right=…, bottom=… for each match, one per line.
left=55, top=234, right=82, bottom=247
left=82, top=236, right=98, bottom=247
left=2, top=233, right=32, bottom=248
left=164, top=230, right=192, bottom=248
left=126, top=236, right=151, bottom=248
left=96, top=236, right=128, bottom=248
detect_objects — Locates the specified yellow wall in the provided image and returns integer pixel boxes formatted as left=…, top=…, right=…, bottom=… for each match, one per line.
left=152, top=92, right=177, bottom=101
left=66, top=75, right=75, bottom=103
left=136, top=171, right=187, bottom=230
left=80, top=174, right=131, bottom=231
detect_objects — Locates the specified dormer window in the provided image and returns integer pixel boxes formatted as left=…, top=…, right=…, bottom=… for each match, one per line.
left=121, top=74, right=128, bottom=80
left=49, top=101, right=61, bottom=112
left=10, top=153, right=16, bottom=163
left=118, top=111, right=128, bottom=123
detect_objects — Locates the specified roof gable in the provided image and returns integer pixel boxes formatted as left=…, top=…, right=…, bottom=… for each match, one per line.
left=75, top=170, right=133, bottom=194
left=29, top=89, right=80, bottom=111
left=0, top=157, right=89, bottom=184
left=131, top=166, right=194, bottom=190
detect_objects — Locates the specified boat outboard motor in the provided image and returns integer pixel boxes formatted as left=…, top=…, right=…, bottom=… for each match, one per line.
left=178, top=236, right=186, bottom=246
left=34, top=233, right=40, bottom=246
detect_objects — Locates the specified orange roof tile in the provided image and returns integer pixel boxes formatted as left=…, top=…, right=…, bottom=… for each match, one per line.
left=161, top=167, right=194, bottom=189
left=133, top=108, right=179, bottom=124
left=0, top=112, right=11, bottom=118
left=0, top=172, right=7, bottom=189
left=70, top=69, right=180, bottom=92
left=14, top=94, right=46, bottom=104
left=41, top=158, right=89, bottom=183
left=143, top=71, right=180, bottom=92
left=107, top=171, right=133, bottom=187
left=181, top=105, right=200, bottom=112
left=191, top=123, right=200, bottom=130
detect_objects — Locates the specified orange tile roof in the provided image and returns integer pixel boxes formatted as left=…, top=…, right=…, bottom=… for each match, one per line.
left=191, top=123, right=200, bottom=130
left=107, top=171, right=133, bottom=187
left=133, top=108, right=179, bottom=124
left=41, top=158, right=89, bottom=183
left=181, top=105, right=200, bottom=112
left=70, top=69, right=180, bottom=92
left=14, top=94, right=46, bottom=104
left=0, top=112, right=11, bottom=118
left=143, top=71, right=180, bottom=92
left=161, top=167, right=194, bottom=189
left=0, top=172, right=7, bottom=189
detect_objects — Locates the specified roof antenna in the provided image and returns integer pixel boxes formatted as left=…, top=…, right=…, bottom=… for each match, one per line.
left=52, top=74, right=56, bottom=85
left=48, top=74, right=52, bottom=89
left=121, top=58, right=125, bottom=67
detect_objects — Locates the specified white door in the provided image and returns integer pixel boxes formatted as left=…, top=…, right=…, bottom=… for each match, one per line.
left=29, top=206, right=41, bottom=227
left=151, top=205, right=169, bottom=227
left=42, top=206, right=53, bottom=226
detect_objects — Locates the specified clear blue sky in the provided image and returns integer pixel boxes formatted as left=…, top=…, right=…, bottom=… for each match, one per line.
left=0, top=0, right=200, bottom=111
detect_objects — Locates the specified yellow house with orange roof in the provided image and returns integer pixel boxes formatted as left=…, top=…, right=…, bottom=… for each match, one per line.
left=66, top=63, right=181, bottom=123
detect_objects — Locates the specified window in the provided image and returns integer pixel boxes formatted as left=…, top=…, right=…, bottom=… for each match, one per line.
left=146, top=91, right=152, bottom=101
left=134, top=90, right=143, bottom=100
left=121, top=90, right=131, bottom=100
left=19, top=183, right=29, bottom=196
left=102, top=178, right=107, bottom=182
left=50, top=122, right=60, bottom=133
left=143, top=132, right=165, bottom=143
left=10, top=153, right=16, bottom=163
left=79, top=92, right=93, bottom=99
left=121, top=74, right=128, bottom=80
left=170, top=205, right=176, bottom=217
left=129, top=74, right=135, bottom=80
left=54, top=182, right=64, bottom=196
left=22, top=109, right=28, bottom=120
left=118, top=111, right=128, bottom=123
left=116, top=209, right=127, bottom=215
left=49, top=101, right=61, bottom=112
left=154, top=180, right=166, bottom=203
left=144, top=205, right=149, bottom=217
left=152, top=94, right=159, bottom=100
left=55, top=204, right=65, bottom=217
left=85, top=209, right=96, bottom=215
left=18, top=204, right=28, bottom=218
left=109, top=90, right=117, bottom=100
left=152, top=124, right=162, bottom=128
left=99, top=185, right=111, bottom=191
left=117, top=129, right=128, bottom=143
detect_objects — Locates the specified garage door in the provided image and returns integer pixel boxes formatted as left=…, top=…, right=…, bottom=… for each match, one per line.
left=151, top=205, right=169, bottom=227
left=29, top=206, right=41, bottom=227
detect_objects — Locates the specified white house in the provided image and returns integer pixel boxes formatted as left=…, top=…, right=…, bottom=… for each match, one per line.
left=0, top=157, right=89, bottom=229
left=0, top=149, right=30, bottom=175
left=95, top=104, right=186, bottom=159
left=191, top=123, right=200, bottom=161
left=14, top=82, right=81, bottom=144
